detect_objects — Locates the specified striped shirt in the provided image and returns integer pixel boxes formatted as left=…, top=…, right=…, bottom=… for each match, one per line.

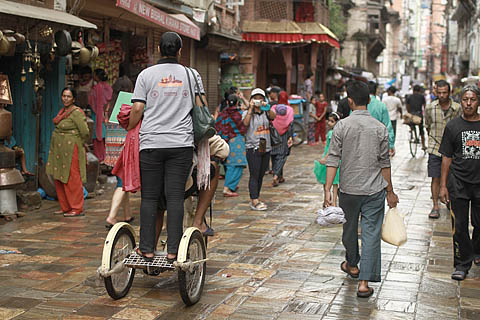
left=424, top=99, right=461, bottom=157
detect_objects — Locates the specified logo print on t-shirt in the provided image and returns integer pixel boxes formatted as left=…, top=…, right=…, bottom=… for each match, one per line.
left=183, top=90, right=189, bottom=98
left=150, top=90, right=159, bottom=98
left=462, top=130, right=480, bottom=159
left=158, top=75, right=183, bottom=87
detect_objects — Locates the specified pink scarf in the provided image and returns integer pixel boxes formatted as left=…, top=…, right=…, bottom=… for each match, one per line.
left=88, top=81, right=112, bottom=141
left=272, top=104, right=294, bottom=135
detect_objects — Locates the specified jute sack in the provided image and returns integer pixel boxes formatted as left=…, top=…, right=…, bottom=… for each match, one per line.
left=381, top=207, right=407, bottom=246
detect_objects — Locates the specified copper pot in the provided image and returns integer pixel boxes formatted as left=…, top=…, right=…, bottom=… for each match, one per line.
left=0, top=106, right=12, bottom=139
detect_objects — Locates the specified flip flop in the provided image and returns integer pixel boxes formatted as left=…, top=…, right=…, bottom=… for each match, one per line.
left=63, top=211, right=84, bottom=217
left=203, top=227, right=215, bottom=237
left=223, top=191, right=239, bottom=197
left=357, top=287, right=374, bottom=298
left=429, top=209, right=440, bottom=219
left=122, top=217, right=135, bottom=223
left=105, top=224, right=114, bottom=230
left=340, top=261, right=359, bottom=278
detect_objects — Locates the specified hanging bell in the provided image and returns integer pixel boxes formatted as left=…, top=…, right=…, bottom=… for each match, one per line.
left=28, top=65, right=33, bottom=73
left=21, top=68, right=26, bottom=82
left=21, top=67, right=26, bottom=82
left=34, top=78, right=40, bottom=92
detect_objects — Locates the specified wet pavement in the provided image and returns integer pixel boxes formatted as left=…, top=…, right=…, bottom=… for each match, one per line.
left=1, top=124, right=479, bottom=319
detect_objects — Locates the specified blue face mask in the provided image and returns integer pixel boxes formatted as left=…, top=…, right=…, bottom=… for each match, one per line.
left=260, top=103, right=271, bottom=111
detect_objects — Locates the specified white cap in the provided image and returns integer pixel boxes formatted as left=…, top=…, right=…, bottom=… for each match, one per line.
left=250, top=88, right=266, bottom=99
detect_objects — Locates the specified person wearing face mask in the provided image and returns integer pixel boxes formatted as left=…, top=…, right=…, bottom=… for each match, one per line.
left=243, top=88, right=276, bottom=210
left=46, top=88, right=90, bottom=217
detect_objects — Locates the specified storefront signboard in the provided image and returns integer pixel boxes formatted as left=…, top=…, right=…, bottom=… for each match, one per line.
left=232, top=74, right=255, bottom=90
left=116, top=0, right=201, bottom=41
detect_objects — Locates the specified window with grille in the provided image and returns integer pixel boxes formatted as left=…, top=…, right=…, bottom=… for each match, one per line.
left=256, top=0, right=288, bottom=21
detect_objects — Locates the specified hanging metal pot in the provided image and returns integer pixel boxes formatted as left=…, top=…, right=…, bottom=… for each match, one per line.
left=54, top=30, right=72, bottom=57
left=0, top=31, right=11, bottom=56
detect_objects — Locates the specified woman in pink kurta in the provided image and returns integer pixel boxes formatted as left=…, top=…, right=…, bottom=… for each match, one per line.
left=88, top=69, right=112, bottom=162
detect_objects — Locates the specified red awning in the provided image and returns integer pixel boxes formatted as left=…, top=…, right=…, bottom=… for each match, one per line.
left=242, top=33, right=304, bottom=44
left=302, top=34, right=339, bottom=49
left=242, top=21, right=339, bottom=49
left=116, top=0, right=200, bottom=40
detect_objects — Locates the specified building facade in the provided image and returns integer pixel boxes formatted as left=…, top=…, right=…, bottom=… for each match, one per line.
left=340, top=0, right=388, bottom=75
left=239, top=0, right=339, bottom=97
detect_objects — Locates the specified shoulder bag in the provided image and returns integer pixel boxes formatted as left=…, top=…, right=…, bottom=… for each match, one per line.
left=269, top=121, right=282, bottom=146
left=185, top=67, right=216, bottom=144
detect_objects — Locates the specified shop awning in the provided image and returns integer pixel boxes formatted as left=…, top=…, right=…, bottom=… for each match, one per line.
left=116, top=0, right=200, bottom=41
left=242, top=20, right=339, bottom=48
left=242, top=21, right=304, bottom=44
left=0, top=0, right=97, bottom=29
left=297, top=22, right=340, bottom=49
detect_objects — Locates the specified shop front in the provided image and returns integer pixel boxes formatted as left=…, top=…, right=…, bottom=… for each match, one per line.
left=0, top=0, right=97, bottom=188
left=240, top=20, right=339, bottom=96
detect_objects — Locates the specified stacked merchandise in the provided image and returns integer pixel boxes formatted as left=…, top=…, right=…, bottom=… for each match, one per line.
left=92, top=40, right=124, bottom=85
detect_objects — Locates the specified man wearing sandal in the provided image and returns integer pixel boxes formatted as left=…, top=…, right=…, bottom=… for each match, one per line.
left=324, top=80, right=399, bottom=298
left=439, top=85, right=480, bottom=281
left=425, top=80, right=461, bottom=219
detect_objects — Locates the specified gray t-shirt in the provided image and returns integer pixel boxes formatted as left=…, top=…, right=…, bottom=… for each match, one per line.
left=132, top=61, right=205, bottom=150
left=243, top=111, right=272, bottom=152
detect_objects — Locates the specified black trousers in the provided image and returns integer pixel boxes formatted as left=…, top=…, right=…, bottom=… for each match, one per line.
left=246, top=149, right=270, bottom=200
left=450, top=183, right=480, bottom=271
left=391, top=120, right=397, bottom=139
left=139, top=147, right=193, bottom=254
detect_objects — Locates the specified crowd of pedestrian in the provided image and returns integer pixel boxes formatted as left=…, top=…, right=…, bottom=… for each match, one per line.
left=40, top=30, right=479, bottom=288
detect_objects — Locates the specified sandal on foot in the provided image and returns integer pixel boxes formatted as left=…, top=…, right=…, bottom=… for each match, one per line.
left=135, top=248, right=154, bottom=262
left=357, top=287, right=374, bottom=298
left=63, top=211, right=84, bottom=217
left=105, top=224, right=114, bottom=230
left=429, top=208, right=440, bottom=219
left=279, top=177, right=285, bottom=183
left=340, top=261, right=359, bottom=278
left=223, top=191, right=239, bottom=197
left=474, top=258, right=480, bottom=266
left=121, top=217, right=135, bottom=223
left=250, top=202, right=267, bottom=211
left=451, top=270, right=467, bottom=281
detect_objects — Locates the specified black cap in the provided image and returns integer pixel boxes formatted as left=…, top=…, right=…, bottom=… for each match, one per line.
left=160, top=32, right=183, bottom=57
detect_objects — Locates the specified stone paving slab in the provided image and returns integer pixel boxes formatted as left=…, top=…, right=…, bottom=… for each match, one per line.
left=0, top=125, right=479, bottom=319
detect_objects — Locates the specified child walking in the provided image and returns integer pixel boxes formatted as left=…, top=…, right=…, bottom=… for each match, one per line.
left=314, top=112, right=341, bottom=205
left=307, top=96, right=319, bottom=145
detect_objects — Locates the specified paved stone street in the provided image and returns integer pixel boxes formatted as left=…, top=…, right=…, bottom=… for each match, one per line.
left=1, top=125, right=479, bottom=320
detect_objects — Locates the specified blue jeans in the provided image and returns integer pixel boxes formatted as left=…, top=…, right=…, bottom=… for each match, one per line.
left=224, top=165, right=244, bottom=192
left=340, top=190, right=386, bottom=282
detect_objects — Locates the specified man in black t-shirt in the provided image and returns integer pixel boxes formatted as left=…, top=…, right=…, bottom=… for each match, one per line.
left=439, top=85, right=480, bottom=281
left=406, top=85, right=427, bottom=149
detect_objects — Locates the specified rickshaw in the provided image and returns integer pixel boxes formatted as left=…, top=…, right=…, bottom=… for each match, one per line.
left=97, top=221, right=207, bottom=306
left=288, top=95, right=307, bottom=146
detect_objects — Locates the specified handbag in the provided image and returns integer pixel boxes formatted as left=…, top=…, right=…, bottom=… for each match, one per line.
left=269, top=121, right=282, bottom=146
left=381, top=207, right=407, bottom=246
left=185, top=67, right=216, bottom=144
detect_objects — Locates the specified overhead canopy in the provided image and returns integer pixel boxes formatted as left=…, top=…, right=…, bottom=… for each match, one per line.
left=0, top=0, right=97, bottom=29
left=297, top=22, right=339, bottom=49
left=242, top=20, right=339, bottom=48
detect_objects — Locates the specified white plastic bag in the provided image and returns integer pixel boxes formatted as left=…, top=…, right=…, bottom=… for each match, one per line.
left=316, top=206, right=346, bottom=226
left=381, top=207, right=407, bottom=246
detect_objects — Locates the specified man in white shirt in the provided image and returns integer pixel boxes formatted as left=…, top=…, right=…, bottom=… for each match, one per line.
left=382, top=86, right=402, bottom=141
